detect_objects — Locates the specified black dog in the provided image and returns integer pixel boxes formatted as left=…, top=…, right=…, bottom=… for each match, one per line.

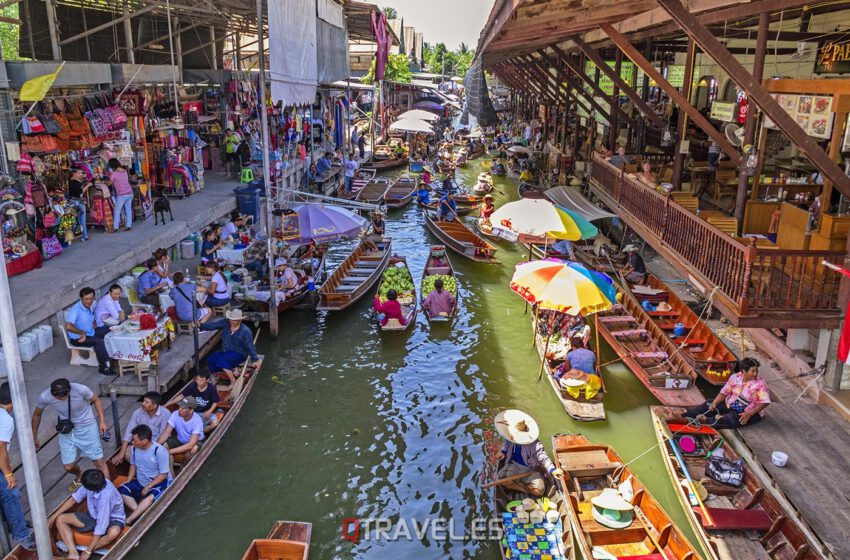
left=153, top=196, right=173, bottom=225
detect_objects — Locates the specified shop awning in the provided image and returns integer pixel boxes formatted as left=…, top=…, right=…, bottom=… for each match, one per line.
left=268, top=0, right=318, bottom=106
left=544, top=186, right=617, bottom=222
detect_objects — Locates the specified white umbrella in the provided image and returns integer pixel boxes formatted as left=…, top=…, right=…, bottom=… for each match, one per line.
left=389, top=118, right=435, bottom=134
left=397, top=109, right=439, bottom=122
left=508, top=145, right=532, bottom=155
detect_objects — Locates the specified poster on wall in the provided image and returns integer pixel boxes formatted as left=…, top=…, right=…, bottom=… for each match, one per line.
left=764, top=93, right=834, bottom=139
left=583, top=61, right=635, bottom=96
left=843, top=119, right=850, bottom=152
left=710, top=101, right=736, bottom=122
left=667, top=65, right=686, bottom=87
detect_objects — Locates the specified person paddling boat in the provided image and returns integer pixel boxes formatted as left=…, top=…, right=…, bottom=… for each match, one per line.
left=493, top=409, right=562, bottom=497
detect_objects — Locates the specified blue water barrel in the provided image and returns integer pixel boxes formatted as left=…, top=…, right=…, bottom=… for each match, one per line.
left=673, top=323, right=687, bottom=336
left=233, top=186, right=261, bottom=224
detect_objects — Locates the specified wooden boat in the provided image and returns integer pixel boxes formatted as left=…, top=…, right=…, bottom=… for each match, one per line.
left=454, top=150, right=468, bottom=167
left=534, top=320, right=606, bottom=421
left=356, top=178, right=393, bottom=204
left=365, top=153, right=407, bottom=170
left=594, top=284, right=705, bottom=407
left=316, top=238, right=392, bottom=311
left=420, top=245, right=459, bottom=323
left=27, top=358, right=264, bottom=560
left=384, top=175, right=418, bottom=209
left=553, top=433, right=705, bottom=560
left=477, top=218, right=502, bottom=241
left=423, top=211, right=500, bottom=264
left=374, top=255, right=417, bottom=331
left=242, top=520, right=311, bottom=560
left=351, top=168, right=376, bottom=195
left=519, top=183, right=546, bottom=199
left=629, top=274, right=737, bottom=385
left=408, top=159, right=425, bottom=173
left=419, top=201, right=476, bottom=217
left=492, top=454, right=575, bottom=560
left=574, top=244, right=623, bottom=275
left=244, top=250, right=326, bottom=314
left=651, top=406, right=826, bottom=560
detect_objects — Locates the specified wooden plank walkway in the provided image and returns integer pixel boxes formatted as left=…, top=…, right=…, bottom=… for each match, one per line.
left=734, top=401, right=850, bottom=559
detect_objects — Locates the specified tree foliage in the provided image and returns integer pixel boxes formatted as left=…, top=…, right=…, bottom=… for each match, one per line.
left=381, top=6, right=398, bottom=19
left=422, top=42, right=475, bottom=79
left=362, top=53, right=412, bottom=84
left=0, top=6, right=22, bottom=60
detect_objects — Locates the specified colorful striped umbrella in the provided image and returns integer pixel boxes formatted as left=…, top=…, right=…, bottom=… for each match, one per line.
left=489, top=199, right=598, bottom=242
left=510, top=259, right=615, bottom=316
left=565, top=261, right=617, bottom=305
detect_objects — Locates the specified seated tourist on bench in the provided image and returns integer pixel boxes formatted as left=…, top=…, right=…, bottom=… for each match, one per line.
left=158, top=397, right=204, bottom=459
left=200, top=227, right=223, bottom=264
left=177, top=372, right=222, bottom=432
left=49, top=469, right=125, bottom=560
left=685, top=358, right=770, bottom=429
left=94, top=285, right=125, bottom=327
left=620, top=244, right=647, bottom=284
left=112, top=392, right=169, bottom=465
left=203, top=261, right=231, bottom=309
left=119, top=424, right=170, bottom=525
left=65, top=288, right=114, bottom=375
left=199, top=309, right=261, bottom=385
left=137, top=259, right=168, bottom=309
left=169, top=272, right=211, bottom=324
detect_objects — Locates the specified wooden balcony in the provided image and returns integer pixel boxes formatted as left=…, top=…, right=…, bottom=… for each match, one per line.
left=589, top=155, right=845, bottom=328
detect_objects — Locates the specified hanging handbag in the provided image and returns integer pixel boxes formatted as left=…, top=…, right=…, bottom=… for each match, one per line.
left=106, top=104, right=128, bottom=131
left=705, top=456, right=745, bottom=487
left=39, top=111, right=62, bottom=135
left=40, top=135, right=60, bottom=154
left=55, top=397, right=74, bottom=435
left=43, top=210, right=57, bottom=228
left=40, top=234, right=63, bottom=260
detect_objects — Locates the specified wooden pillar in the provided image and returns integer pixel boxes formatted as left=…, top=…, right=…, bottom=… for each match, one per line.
left=672, top=38, right=696, bottom=190
left=636, top=38, right=652, bottom=154
left=210, top=26, right=218, bottom=70
left=235, top=33, right=242, bottom=70
left=123, top=0, right=135, bottom=64
left=21, top=0, right=35, bottom=59
left=45, top=0, right=62, bottom=60
left=735, top=11, right=769, bottom=231
left=80, top=5, right=92, bottom=61
left=609, top=50, right=622, bottom=149
left=174, top=17, right=183, bottom=77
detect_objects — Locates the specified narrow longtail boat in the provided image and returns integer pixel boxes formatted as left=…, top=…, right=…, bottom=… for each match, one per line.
left=419, top=201, right=476, bottom=217
left=594, top=284, right=705, bottom=407
left=241, top=521, right=312, bottom=560
left=553, top=433, right=705, bottom=560
left=629, top=274, right=737, bottom=385
left=316, top=238, right=392, bottom=311
left=356, top=178, right=393, bottom=204
left=420, top=245, right=459, bottom=323
left=243, top=250, right=326, bottom=314
left=423, top=211, right=499, bottom=264
left=651, top=406, right=830, bottom=560
left=384, top=175, right=418, bottom=209
left=344, top=168, right=376, bottom=198
left=12, top=359, right=264, bottom=560
left=374, top=255, right=417, bottom=331
left=534, top=320, right=606, bottom=421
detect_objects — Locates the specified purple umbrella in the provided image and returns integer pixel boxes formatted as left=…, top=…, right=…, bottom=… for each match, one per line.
left=413, top=100, right=444, bottom=111
left=286, top=204, right=368, bottom=244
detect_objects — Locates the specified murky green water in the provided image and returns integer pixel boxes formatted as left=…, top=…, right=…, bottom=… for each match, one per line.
left=128, top=164, right=704, bottom=559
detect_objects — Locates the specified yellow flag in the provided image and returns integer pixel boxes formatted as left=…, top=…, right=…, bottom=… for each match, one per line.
left=20, top=62, right=65, bottom=102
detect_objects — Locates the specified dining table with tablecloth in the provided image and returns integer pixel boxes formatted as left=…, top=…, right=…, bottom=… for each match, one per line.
left=104, top=316, right=175, bottom=362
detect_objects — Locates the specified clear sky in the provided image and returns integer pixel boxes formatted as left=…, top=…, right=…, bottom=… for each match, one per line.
left=377, top=0, right=494, bottom=51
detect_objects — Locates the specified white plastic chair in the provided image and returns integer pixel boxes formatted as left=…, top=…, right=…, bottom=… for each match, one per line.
left=59, top=326, right=98, bottom=367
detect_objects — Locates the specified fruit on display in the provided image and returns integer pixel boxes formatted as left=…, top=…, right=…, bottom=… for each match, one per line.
left=421, top=274, right=457, bottom=298
left=378, top=264, right=415, bottom=303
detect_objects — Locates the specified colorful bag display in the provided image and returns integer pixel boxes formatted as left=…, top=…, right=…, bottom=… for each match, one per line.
left=40, top=235, right=62, bottom=260
left=21, top=116, right=46, bottom=135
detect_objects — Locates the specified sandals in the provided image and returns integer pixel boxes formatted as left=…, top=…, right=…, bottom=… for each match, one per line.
left=67, top=480, right=82, bottom=493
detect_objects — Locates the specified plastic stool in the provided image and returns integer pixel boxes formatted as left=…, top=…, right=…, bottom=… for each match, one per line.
left=240, top=168, right=254, bottom=183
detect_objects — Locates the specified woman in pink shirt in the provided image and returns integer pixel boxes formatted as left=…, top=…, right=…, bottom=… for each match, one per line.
left=108, top=159, right=134, bottom=232
left=422, top=278, right=455, bottom=318
left=685, top=357, right=770, bottom=428
left=373, top=289, right=406, bottom=327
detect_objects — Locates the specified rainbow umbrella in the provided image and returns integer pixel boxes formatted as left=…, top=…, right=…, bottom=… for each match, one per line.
left=489, top=198, right=597, bottom=242
left=565, top=261, right=617, bottom=305
left=510, top=259, right=615, bottom=315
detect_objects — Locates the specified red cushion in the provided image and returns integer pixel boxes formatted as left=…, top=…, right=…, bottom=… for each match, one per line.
left=693, top=507, right=773, bottom=531
left=618, top=555, right=665, bottom=560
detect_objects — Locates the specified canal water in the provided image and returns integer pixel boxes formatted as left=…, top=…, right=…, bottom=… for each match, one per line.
left=128, top=163, right=703, bottom=559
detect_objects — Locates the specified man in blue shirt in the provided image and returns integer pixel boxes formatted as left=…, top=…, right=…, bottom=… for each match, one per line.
left=137, top=258, right=167, bottom=309
left=416, top=184, right=431, bottom=206
left=118, top=424, right=170, bottom=525
left=315, top=151, right=333, bottom=177
left=199, top=309, right=261, bottom=385
left=65, top=288, right=113, bottom=375
left=437, top=192, right=457, bottom=221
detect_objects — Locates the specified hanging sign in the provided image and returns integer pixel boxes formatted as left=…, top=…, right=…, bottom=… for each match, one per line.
left=815, top=41, right=850, bottom=74
left=667, top=65, right=686, bottom=88
left=583, top=61, right=635, bottom=96
left=737, top=95, right=749, bottom=124
left=710, top=101, right=736, bottom=122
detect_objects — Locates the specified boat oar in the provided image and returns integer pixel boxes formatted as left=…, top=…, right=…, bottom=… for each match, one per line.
left=482, top=470, right=539, bottom=489
left=230, top=324, right=261, bottom=403
left=668, top=430, right=714, bottom=527
left=633, top=505, right=671, bottom=560
left=532, top=305, right=540, bottom=347
left=537, top=313, right=556, bottom=382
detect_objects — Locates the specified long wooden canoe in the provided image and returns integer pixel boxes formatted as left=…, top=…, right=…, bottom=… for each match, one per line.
left=364, top=151, right=407, bottom=169
left=374, top=255, right=417, bottom=331
left=423, top=211, right=499, bottom=264
left=534, top=320, right=606, bottom=421
left=630, top=274, right=737, bottom=385
left=356, top=179, right=393, bottom=204
left=242, top=521, right=312, bottom=560
left=316, top=238, right=392, bottom=311
left=243, top=251, right=326, bottom=314
left=553, top=433, right=705, bottom=560
left=384, top=175, right=418, bottom=209
left=651, top=407, right=828, bottom=560
left=594, top=283, right=705, bottom=407
left=519, top=183, right=546, bottom=199
left=419, top=201, right=476, bottom=217
left=493, top=454, right=575, bottom=560
left=420, top=245, right=459, bottom=323
left=23, top=358, right=263, bottom=560
left=574, top=244, right=623, bottom=275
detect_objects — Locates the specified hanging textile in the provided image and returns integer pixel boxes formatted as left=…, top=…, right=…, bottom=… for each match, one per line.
left=371, top=11, right=390, bottom=82
left=268, top=0, right=318, bottom=106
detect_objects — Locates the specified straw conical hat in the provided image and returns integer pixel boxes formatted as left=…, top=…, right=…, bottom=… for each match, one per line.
left=494, top=409, right=539, bottom=445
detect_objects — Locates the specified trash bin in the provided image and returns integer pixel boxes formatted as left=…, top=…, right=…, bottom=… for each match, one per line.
left=234, top=186, right=262, bottom=224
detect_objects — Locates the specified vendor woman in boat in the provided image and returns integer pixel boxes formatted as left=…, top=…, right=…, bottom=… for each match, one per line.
left=421, top=165, right=433, bottom=186
left=422, top=278, right=456, bottom=319
left=480, top=194, right=496, bottom=221
left=684, top=357, right=770, bottom=428
left=554, top=337, right=602, bottom=399
left=494, top=410, right=562, bottom=497
left=373, top=289, right=406, bottom=327
left=363, top=209, right=385, bottom=252
left=417, top=182, right=431, bottom=206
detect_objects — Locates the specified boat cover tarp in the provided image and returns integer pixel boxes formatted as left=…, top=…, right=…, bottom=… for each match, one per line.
left=269, top=0, right=318, bottom=106
left=544, top=186, right=616, bottom=223
left=461, top=56, right=498, bottom=127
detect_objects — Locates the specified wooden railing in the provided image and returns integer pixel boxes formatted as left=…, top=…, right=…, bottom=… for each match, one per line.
left=590, top=155, right=844, bottom=321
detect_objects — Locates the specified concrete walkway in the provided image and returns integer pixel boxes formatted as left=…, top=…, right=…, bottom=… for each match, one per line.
left=10, top=172, right=239, bottom=334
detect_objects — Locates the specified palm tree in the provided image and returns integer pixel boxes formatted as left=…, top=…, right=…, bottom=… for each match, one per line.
left=458, top=42, right=470, bottom=55
left=382, top=6, right=397, bottom=19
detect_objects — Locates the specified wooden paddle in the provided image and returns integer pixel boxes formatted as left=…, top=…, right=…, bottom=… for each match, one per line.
left=482, top=470, right=535, bottom=489
left=229, top=323, right=261, bottom=403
